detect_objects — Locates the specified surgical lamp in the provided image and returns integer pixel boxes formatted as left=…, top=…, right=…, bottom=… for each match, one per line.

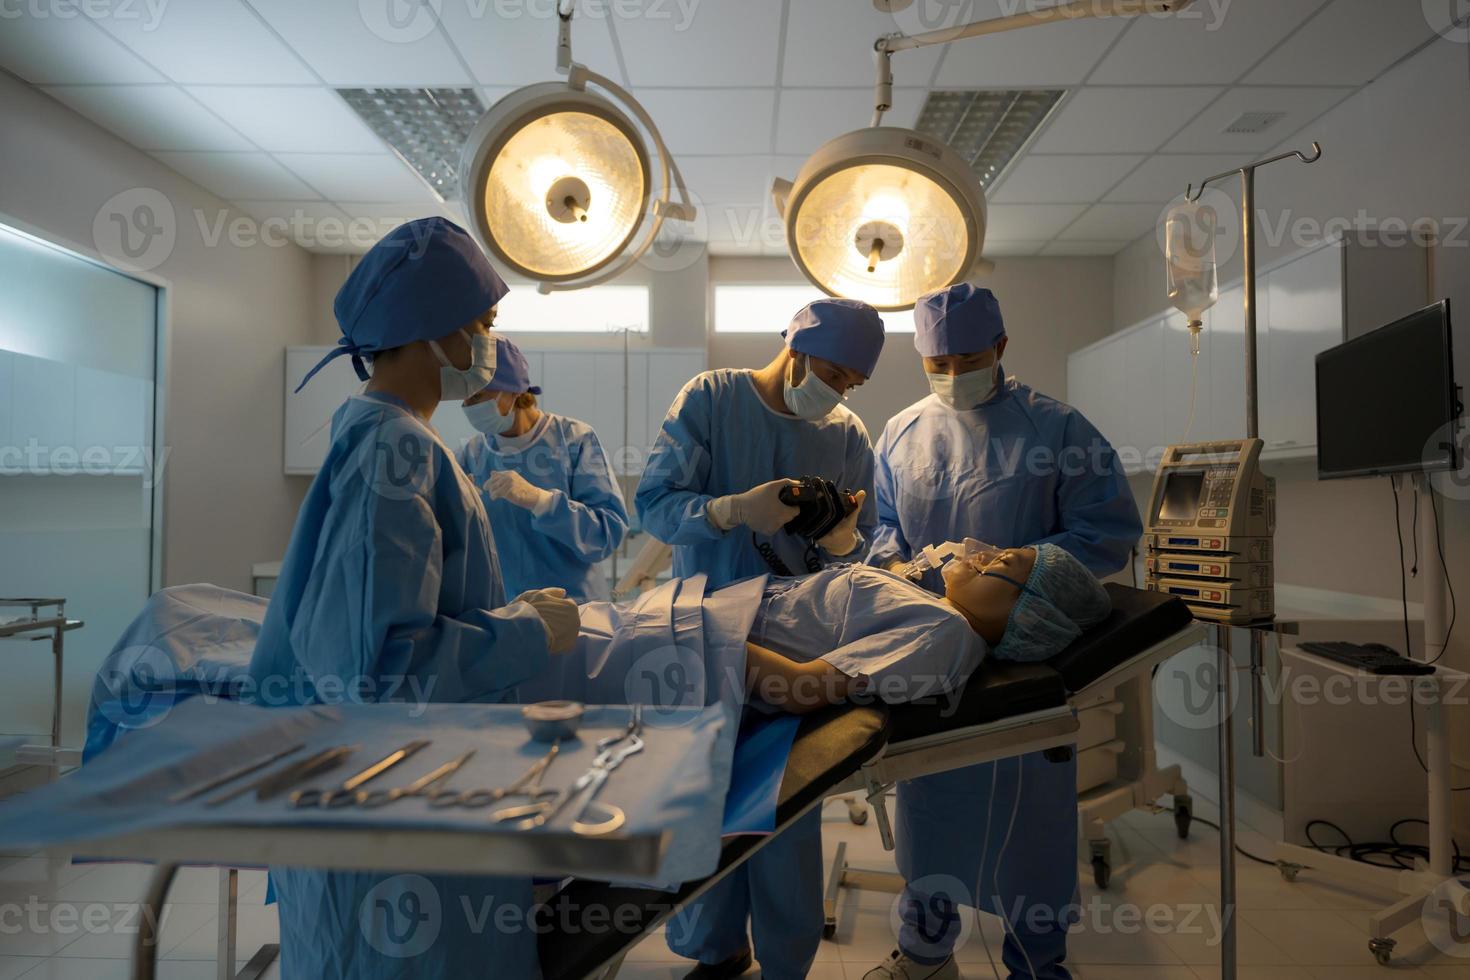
left=459, top=4, right=695, bottom=291
left=773, top=0, right=1198, bottom=310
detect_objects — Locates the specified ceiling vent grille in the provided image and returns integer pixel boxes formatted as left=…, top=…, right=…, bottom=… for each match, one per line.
left=1222, top=110, right=1287, bottom=135
left=913, top=89, right=1064, bottom=189
left=338, top=88, right=486, bottom=202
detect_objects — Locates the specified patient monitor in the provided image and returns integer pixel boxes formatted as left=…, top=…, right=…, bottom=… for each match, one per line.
left=1144, top=439, right=1275, bottom=624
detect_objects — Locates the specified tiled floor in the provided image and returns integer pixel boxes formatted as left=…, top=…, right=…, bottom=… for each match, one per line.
left=1, top=799, right=1466, bottom=979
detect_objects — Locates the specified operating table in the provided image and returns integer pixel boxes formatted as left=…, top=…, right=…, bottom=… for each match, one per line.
left=537, top=584, right=1204, bottom=979
left=66, top=583, right=1202, bottom=979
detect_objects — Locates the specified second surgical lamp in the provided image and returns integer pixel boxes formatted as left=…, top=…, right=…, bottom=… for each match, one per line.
left=773, top=0, right=1198, bottom=311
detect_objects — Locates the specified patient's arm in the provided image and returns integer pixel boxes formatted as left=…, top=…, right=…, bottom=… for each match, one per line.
left=744, top=641, right=860, bottom=714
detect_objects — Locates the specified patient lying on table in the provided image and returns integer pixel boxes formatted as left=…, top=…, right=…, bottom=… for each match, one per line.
left=739, top=541, right=1112, bottom=713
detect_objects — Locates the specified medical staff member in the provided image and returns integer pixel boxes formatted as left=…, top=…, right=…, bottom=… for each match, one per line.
left=865, top=284, right=1141, bottom=980
left=636, top=297, right=884, bottom=980
left=459, top=335, right=630, bottom=601
left=249, top=217, right=581, bottom=979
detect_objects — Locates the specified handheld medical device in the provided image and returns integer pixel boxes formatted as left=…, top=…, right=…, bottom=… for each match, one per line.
left=1144, top=439, right=1275, bottom=624
left=779, top=477, right=859, bottom=541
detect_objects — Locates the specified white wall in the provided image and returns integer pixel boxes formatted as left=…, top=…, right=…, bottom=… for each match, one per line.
left=0, top=75, right=317, bottom=595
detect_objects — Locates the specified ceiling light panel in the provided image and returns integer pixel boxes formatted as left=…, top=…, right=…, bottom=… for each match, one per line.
left=914, top=89, right=1064, bottom=189
left=338, top=88, right=486, bottom=202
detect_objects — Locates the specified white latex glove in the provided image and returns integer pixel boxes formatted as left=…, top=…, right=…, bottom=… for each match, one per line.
left=707, top=479, right=800, bottom=535
left=513, top=587, right=580, bottom=654
left=488, top=470, right=554, bottom=514
left=884, top=556, right=924, bottom=582
left=816, top=489, right=866, bottom=556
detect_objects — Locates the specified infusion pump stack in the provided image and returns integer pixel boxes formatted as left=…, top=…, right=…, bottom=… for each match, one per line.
left=1145, top=440, right=1276, bottom=625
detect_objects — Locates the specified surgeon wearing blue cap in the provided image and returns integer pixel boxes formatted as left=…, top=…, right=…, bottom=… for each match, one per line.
left=863, top=284, right=1141, bottom=980
left=458, top=335, right=630, bottom=604
left=637, top=297, right=884, bottom=980
left=250, top=217, right=580, bottom=979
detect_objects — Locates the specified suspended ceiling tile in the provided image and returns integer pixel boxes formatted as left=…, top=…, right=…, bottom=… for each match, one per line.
left=772, top=87, right=925, bottom=156
left=1056, top=202, right=1162, bottom=241
left=1032, top=87, right=1224, bottom=153
left=1104, top=153, right=1251, bottom=204
left=633, top=89, right=777, bottom=157
left=780, top=0, right=942, bottom=88
left=1163, top=85, right=1353, bottom=154
left=243, top=0, right=473, bottom=86
left=438, top=3, right=620, bottom=85
left=43, top=84, right=254, bottom=151
left=990, top=154, right=1144, bottom=204
left=271, top=153, right=438, bottom=202
left=153, top=150, right=320, bottom=200
left=616, top=0, right=783, bottom=87
left=984, top=203, right=1089, bottom=240
left=0, top=14, right=164, bottom=84
left=933, top=14, right=1128, bottom=88
left=92, top=0, right=316, bottom=84
left=1246, top=0, right=1438, bottom=86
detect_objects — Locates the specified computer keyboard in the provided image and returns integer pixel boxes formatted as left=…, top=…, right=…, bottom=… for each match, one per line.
left=1298, top=641, right=1435, bottom=675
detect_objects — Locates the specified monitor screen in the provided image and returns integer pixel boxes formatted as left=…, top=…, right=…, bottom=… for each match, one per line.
left=1157, top=470, right=1205, bottom=521
left=1316, top=300, right=1459, bottom=479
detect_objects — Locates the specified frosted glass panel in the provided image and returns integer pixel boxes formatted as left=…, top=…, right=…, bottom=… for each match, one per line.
left=714, top=284, right=915, bottom=333
left=494, top=284, right=649, bottom=333
left=0, top=224, right=159, bottom=750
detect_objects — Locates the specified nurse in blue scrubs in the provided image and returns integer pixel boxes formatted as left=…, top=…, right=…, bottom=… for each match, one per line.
left=249, top=217, right=581, bottom=979
left=458, top=334, right=630, bottom=602
left=865, top=284, right=1142, bottom=980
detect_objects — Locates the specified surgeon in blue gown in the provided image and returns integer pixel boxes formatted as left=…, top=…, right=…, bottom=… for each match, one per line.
left=636, top=298, right=884, bottom=980
left=248, top=217, right=582, bottom=979
left=458, top=334, right=629, bottom=602
left=864, top=284, right=1142, bottom=980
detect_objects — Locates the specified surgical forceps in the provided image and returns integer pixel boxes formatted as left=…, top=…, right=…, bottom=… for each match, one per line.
left=354, top=750, right=476, bottom=808
left=290, top=739, right=431, bottom=808
left=428, top=741, right=560, bottom=809
left=495, top=705, right=644, bottom=835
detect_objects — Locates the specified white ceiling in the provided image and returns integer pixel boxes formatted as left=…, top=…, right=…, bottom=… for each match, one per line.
left=0, top=0, right=1440, bottom=258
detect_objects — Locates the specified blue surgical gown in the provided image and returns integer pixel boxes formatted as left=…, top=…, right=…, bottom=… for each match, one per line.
left=635, top=369, right=878, bottom=588
left=458, top=412, right=629, bottom=601
left=637, top=368, right=877, bottom=977
left=248, top=391, right=550, bottom=979
left=869, top=373, right=1141, bottom=980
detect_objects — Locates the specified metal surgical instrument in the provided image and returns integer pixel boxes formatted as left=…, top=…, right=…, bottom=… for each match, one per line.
left=429, top=742, right=560, bottom=809
left=290, top=739, right=431, bottom=808
left=354, top=750, right=477, bottom=808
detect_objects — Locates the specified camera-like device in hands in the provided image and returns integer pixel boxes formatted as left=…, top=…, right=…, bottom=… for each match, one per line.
left=778, top=476, right=859, bottom=541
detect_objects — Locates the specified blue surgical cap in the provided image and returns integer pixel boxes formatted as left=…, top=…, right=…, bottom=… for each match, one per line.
left=991, top=543, right=1112, bottom=663
left=781, top=298, right=886, bottom=378
left=914, top=283, right=1005, bottom=357
left=296, top=217, right=509, bottom=391
left=479, top=334, right=541, bottom=396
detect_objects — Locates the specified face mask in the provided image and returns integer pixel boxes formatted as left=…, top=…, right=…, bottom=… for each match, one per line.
left=927, top=364, right=997, bottom=410
left=429, top=330, right=496, bottom=403
left=782, top=354, right=845, bottom=420
left=463, top=396, right=514, bottom=436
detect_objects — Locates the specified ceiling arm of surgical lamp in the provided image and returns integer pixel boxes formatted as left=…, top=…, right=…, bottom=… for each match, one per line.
left=871, top=44, right=894, bottom=128
left=535, top=64, right=698, bottom=295
left=875, top=0, right=1196, bottom=56
left=556, top=0, right=576, bottom=74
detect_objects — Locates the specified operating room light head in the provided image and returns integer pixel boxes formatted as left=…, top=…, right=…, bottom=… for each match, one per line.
left=481, top=109, right=647, bottom=280
left=942, top=547, right=1038, bottom=645
left=791, top=162, right=969, bottom=310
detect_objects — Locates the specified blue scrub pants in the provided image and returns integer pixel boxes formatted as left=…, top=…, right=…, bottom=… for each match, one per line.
left=895, top=750, right=1078, bottom=980
left=666, top=807, right=824, bottom=979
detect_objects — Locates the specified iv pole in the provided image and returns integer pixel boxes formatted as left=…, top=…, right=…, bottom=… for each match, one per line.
left=1181, top=143, right=1321, bottom=980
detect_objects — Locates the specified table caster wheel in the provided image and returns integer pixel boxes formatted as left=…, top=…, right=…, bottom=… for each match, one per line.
left=1091, top=855, right=1111, bottom=890
left=850, top=808, right=869, bottom=826
left=1368, top=937, right=1394, bottom=966
left=1277, top=862, right=1301, bottom=883
left=823, top=919, right=837, bottom=940
left=1173, top=795, right=1192, bottom=840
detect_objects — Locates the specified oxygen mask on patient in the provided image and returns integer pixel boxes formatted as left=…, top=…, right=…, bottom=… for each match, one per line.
left=898, top=537, right=998, bottom=581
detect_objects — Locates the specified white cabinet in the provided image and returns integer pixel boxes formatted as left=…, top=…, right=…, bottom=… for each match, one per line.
left=1262, top=244, right=1344, bottom=454
left=284, top=346, right=705, bottom=476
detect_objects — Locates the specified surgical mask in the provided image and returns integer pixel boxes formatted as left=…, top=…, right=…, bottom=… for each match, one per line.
left=783, top=354, right=844, bottom=420
left=463, top=396, right=514, bottom=436
left=926, top=364, right=997, bottom=410
left=429, top=330, right=496, bottom=403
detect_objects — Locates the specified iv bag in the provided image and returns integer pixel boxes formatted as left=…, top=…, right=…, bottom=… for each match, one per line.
left=1164, top=201, right=1219, bottom=327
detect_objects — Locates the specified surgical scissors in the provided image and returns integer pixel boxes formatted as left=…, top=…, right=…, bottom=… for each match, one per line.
left=354, top=750, right=476, bottom=808
left=495, top=705, right=644, bottom=835
left=428, top=741, right=560, bottom=809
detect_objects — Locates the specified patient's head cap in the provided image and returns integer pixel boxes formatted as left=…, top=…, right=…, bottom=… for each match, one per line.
left=992, top=542, right=1112, bottom=662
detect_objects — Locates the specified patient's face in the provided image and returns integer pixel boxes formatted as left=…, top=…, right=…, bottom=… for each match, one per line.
left=942, top=547, right=1038, bottom=645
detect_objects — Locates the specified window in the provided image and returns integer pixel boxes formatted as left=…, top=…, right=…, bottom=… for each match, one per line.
left=712, top=284, right=915, bottom=333
left=495, top=283, right=649, bottom=333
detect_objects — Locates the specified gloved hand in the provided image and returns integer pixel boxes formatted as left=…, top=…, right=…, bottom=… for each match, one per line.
left=816, top=489, right=866, bottom=556
left=707, top=479, right=800, bottom=535
left=488, top=470, right=554, bottom=514
left=514, top=587, right=580, bottom=653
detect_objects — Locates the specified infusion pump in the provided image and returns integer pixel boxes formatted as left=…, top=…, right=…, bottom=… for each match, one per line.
left=1144, top=439, right=1276, bottom=625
